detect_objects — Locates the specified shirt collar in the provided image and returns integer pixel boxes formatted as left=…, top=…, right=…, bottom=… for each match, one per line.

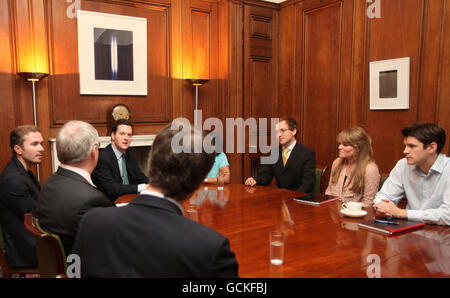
left=414, top=153, right=447, bottom=176
left=59, top=164, right=95, bottom=187
left=140, top=189, right=184, bottom=214
left=111, top=143, right=124, bottom=160
left=285, top=140, right=296, bottom=151
left=429, top=154, right=447, bottom=174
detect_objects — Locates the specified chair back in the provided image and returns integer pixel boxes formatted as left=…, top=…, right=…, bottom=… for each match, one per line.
left=0, top=219, right=38, bottom=278
left=23, top=214, right=67, bottom=278
left=314, top=166, right=328, bottom=194
left=0, top=222, right=10, bottom=278
left=379, top=174, right=389, bottom=190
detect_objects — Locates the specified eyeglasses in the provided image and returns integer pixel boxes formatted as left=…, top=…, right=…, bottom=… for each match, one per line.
left=277, top=129, right=292, bottom=134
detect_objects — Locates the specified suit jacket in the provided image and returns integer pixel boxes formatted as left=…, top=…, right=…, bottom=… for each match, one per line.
left=72, top=194, right=239, bottom=277
left=0, top=156, right=39, bottom=268
left=256, top=142, right=316, bottom=198
left=92, top=144, right=148, bottom=202
left=36, top=167, right=113, bottom=256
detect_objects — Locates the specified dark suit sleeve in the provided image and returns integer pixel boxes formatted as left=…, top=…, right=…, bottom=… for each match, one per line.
left=0, top=176, right=36, bottom=215
left=296, top=150, right=316, bottom=196
left=210, top=237, right=239, bottom=278
left=255, top=164, right=274, bottom=186
left=92, top=153, right=139, bottom=202
left=77, top=194, right=114, bottom=229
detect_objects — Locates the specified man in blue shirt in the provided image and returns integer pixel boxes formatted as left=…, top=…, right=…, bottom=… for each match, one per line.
left=374, top=123, right=449, bottom=226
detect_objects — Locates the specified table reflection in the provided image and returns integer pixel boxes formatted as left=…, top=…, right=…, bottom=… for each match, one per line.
left=116, top=184, right=449, bottom=277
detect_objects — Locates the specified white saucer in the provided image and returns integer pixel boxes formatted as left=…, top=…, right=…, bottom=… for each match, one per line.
left=340, top=208, right=367, bottom=218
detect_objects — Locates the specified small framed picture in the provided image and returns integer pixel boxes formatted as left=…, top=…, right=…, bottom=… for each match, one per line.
left=369, top=57, right=410, bottom=110
left=77, top=10, right=147, bottom=95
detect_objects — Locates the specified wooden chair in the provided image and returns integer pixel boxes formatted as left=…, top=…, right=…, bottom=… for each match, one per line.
left=379, top=174, right=389, bottom=190
left=0, top=221, right=38, bottom=278
left=314, top=165, right=328, bottom=194
left=23, top=214, right=67, bottom=278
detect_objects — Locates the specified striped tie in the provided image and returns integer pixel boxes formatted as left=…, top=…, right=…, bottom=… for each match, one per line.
left=121, top=154, right=129, bottom=185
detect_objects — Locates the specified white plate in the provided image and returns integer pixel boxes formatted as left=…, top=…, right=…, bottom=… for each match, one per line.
left=340, top=208, right=367, bottom=218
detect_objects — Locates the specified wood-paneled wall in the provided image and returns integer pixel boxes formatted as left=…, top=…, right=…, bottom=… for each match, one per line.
left=0, top=0, right=229, bottom=182
left=279, top=0, right=450, bottom=174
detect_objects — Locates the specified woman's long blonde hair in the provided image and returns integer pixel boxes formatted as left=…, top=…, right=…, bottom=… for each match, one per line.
left=330, top=126, right=375, bottom=193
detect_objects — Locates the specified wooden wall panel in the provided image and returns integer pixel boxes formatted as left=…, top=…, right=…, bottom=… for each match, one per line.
left=302, top=2, right=342, bottom=168
left=0, top=0, right=17, bottom=168
left=1, top=0, right=230, bottom=182
left=228, top=0, right=244, bottom=183
left=242, top=4, right=278, bottom=179
left=48, top=0, right=171, bottom=127
left=181, top=0, right=222, bottom=126
left=437, top=0, right=450, bottom=155
left=279, top=0, right=450, bottom=174
left=366, top=0, right=425, bottom=172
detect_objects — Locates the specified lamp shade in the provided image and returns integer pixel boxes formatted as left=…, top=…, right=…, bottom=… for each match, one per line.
left=17, top=72, right=48, bottom=81
left=185, top=78, right=209, bottom=86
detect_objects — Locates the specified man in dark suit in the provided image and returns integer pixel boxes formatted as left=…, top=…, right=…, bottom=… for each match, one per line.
left=92, top=119, right=148, bottom=202
left=73, top=123, right=239, bottom=277
left=245, top=117, right=316, bottom=198
left=36, top=121, right=113, bottom=256
left=0, top=125, right=43, bottom=269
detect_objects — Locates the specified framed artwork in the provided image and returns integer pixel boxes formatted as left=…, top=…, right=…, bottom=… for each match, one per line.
left=369, top=57, right=410, bottom=110
left=77, top=10, right=147, bottom=95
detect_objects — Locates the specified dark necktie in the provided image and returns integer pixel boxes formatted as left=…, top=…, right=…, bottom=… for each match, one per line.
left=121, top=154, right=129, bottom=185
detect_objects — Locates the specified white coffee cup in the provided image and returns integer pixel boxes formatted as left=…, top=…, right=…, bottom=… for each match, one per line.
left=342, top=201, right=362, bottom=213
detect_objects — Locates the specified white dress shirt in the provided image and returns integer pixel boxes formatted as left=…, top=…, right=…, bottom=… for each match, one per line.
left=374, top=154, right=450, bottom=225
left=140, top=189, right=184, bottom=214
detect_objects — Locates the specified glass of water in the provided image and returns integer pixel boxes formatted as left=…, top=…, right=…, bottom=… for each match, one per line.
left=269, top=231, right=285, bottom=265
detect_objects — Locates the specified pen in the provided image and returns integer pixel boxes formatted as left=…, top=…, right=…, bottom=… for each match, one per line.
left=374, top=219, right=400, bottom=225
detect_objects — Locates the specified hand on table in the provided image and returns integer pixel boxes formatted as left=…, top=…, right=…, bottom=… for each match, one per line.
left=373, top=198, right=407, bottom=219
left=245, top=177, right=257, bottom=187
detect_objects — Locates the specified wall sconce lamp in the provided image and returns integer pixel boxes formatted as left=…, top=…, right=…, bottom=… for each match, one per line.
left=185, top=78, right=209, bottom=128
left=17, top=72, right=48, bottom=181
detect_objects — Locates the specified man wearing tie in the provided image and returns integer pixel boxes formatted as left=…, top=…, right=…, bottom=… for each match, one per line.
left=92, top=119, right=148, bottom=202
left=245, top=117, right=316, bottom=199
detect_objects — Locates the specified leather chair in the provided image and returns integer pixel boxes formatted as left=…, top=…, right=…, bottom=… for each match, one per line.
left=314, top=165, right=328, bottom=194
left=23, top=214, right=67, bottom=278
left=0, top=221, right=38, bottom=278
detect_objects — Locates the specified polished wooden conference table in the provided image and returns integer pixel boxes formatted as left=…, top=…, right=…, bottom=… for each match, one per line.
left=116, top=184, right=450, bottom=278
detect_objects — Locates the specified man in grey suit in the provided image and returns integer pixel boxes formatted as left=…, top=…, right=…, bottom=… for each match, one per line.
left=73, top=123, right=239, bottom=277
left=36, top=121, right=113, bottom=256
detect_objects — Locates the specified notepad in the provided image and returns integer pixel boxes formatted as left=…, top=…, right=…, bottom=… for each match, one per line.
left=358, top=219, right=425, bottom=235
left=293, top=194, right=339, bottom=206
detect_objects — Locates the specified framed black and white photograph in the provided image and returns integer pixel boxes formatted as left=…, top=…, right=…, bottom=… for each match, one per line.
left=369, top=57, right=410, bottom=110
left=77, top=10, right=147, bottom=95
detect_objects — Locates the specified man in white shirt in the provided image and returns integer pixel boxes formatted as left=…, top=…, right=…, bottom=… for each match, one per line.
left=374, top=123, right=450, bottom=226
